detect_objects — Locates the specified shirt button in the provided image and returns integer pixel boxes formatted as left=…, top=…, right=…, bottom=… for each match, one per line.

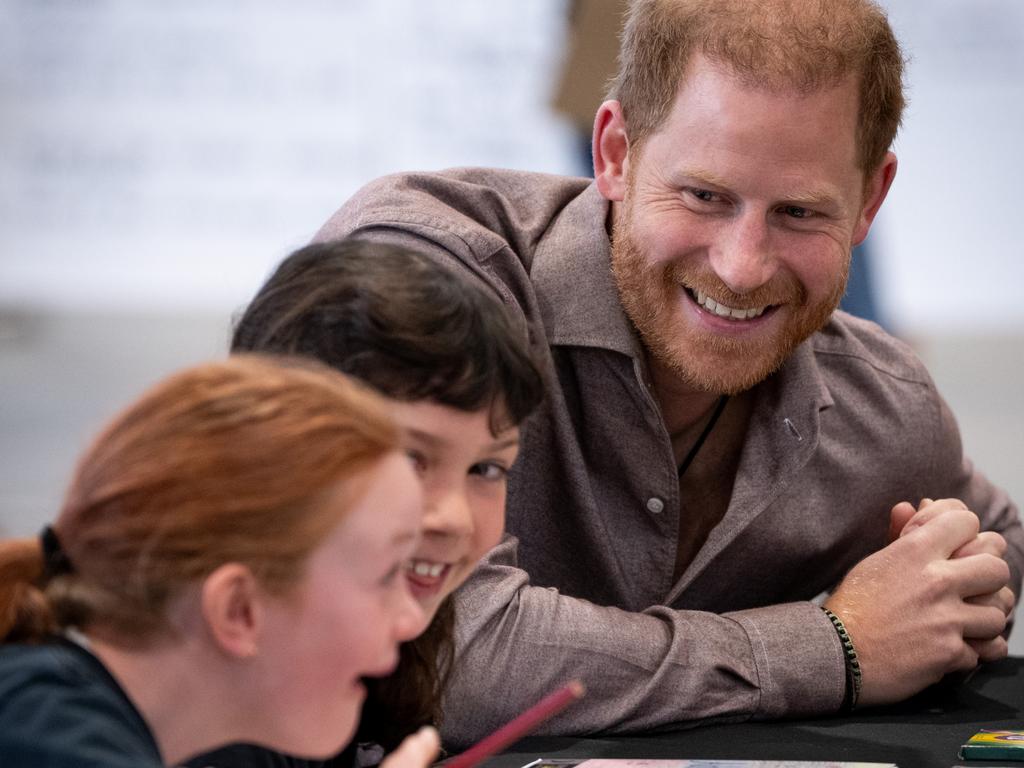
left=646, top=497, right=665, bottom=514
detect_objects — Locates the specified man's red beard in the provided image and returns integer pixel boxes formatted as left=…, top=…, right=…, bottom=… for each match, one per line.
left=610, top=206, right=849, bottom=395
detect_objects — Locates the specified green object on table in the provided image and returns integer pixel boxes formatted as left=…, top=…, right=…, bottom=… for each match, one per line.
left=960, top=729, right=1024, bottom=760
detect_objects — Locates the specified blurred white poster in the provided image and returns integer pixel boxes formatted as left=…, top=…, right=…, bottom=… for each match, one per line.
left=0, top=0, right=576, bottom=312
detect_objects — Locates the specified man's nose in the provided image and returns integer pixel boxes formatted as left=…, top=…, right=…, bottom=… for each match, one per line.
left=708, top=213, right=779, bottom=295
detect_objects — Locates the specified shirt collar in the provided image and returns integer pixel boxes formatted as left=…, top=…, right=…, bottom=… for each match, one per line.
left=530, top=182, right=645, bottom=359
left=767, top=336, right=836, bottom=412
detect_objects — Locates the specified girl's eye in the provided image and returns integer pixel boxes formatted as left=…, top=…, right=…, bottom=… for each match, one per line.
left=379, top=562, right=403, bottom=587
left=470, top=461, right=508, bottom=482
left=406, top=449, right=427, bottom=475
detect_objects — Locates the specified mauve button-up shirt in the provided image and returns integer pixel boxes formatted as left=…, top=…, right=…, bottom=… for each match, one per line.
left=316, top=167, right=1023, bottom=746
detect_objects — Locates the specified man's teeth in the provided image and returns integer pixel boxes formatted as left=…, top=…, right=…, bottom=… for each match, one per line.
left=406, top=560, right=445, bottom=578
left=693, top=289, right=767, bottom=320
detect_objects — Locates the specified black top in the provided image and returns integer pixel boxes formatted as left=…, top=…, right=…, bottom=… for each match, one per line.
left=186, top=742, right=357, bottom=768
left=481, top=656, right=1024, bottom=768
left=0, top=637, right=162, bottom=768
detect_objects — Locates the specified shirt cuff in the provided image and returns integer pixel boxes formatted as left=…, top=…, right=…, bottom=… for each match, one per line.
left=728, top=600, right=848, bottom=718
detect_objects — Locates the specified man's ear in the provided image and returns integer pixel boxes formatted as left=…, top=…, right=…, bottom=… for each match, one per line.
left=593, top=100, right=631, bottom=202
left=200, top=563, right=264, bottom=659
left=853, top=151, right=897, bottom=245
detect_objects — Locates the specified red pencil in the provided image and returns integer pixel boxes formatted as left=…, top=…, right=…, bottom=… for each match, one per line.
left=443, top=680, right=586, bottom=768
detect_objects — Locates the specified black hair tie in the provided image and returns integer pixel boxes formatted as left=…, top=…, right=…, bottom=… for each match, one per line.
left=40, top=525, right=74, bottom=581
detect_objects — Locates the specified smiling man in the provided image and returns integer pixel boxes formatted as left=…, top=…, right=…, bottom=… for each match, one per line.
left=605, top=55, right=879, bottom=398
left=316, top=0, right=1023, bottom=745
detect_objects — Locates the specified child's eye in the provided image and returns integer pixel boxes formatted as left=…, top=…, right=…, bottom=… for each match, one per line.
left=470, top=461, right=508, bottom=482
left=406, top=449, right=427, bottom=475
left=379, top=562, right=403, bottom=587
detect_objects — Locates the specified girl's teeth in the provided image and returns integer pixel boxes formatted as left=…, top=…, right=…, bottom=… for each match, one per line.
left=407, top=561, right=445, bottom=578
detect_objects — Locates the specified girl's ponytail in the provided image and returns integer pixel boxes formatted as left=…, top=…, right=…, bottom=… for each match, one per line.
left=0, top=535, right=56, bottom=643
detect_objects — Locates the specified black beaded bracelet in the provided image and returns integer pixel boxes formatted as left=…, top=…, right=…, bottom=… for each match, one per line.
left=822, top=607, right=862, bottom=711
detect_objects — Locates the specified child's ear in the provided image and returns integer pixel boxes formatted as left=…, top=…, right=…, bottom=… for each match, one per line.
left=200, top=563, right=264, bottom=659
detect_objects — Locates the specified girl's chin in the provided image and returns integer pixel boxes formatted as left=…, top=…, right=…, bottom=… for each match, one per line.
left=413, top=593, right=445, bottom=624
left=286, top=707, right=358, bottom=762
left=407, top=567, right=467, bottom=626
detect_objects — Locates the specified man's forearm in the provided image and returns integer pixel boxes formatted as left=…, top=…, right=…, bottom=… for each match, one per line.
left=442, top=537, right=846, bottom=747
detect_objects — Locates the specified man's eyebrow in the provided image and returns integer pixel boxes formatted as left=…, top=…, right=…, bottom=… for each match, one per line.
left=679, top=167, right=842, bottom=208
left=678, top=167, right=733, bottom=190
left=781, top=187, right=842, bottom=208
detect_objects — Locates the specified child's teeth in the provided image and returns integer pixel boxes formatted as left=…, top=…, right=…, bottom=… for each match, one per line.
left=409, top=561, right=445, bottom=578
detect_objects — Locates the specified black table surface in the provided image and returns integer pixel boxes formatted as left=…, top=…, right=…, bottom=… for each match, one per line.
left=481, top=657, right=1024, bottom=768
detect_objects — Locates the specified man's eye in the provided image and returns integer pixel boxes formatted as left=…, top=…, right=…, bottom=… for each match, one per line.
left=783, top=205, right=811, bottom=219
left=688, top=188, right=718, bottom=203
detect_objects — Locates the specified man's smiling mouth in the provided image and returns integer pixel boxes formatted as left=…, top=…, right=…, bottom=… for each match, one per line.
left=689, top=288, right=769, bottom=320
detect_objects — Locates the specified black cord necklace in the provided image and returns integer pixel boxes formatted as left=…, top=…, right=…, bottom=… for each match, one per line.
left=677, top=395, right=729, bottom=479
